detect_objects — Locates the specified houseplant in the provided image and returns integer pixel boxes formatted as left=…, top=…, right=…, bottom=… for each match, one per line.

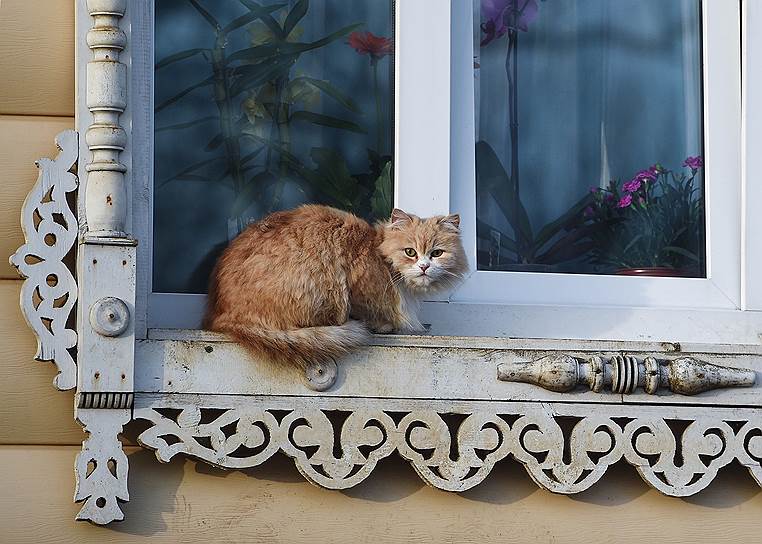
left=585, top=156, right=705, bottom=276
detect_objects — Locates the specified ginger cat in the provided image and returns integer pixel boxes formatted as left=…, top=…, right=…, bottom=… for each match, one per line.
left=204, top=205, right=467, bottom=368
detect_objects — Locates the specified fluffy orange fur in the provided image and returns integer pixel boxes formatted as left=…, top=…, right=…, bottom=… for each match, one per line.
left=204, top=205, right=467, bottom=368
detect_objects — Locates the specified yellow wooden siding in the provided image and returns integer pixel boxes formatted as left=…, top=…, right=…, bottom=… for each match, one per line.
left=0, top=0, right=75, bottom=116
left=0, top=115, right=75, bottom=279
left=0, top=280, right=83, bottom=444
left=1, top=446, right=761, bottom=543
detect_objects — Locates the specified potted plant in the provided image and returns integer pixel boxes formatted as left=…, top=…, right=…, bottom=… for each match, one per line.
left=584, top=156, right=705, bottom=277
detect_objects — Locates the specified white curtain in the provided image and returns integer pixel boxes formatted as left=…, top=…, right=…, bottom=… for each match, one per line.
left=475, top=0, right=703, bottom=230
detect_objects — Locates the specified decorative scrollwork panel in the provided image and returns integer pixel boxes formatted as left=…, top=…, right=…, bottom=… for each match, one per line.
left=74, top=408, right=131, bottom=524
left=9, top=130, right=79, bottom=391
left=134, top=397, right=762, bottom=497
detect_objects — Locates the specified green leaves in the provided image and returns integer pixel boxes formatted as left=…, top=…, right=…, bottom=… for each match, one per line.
left=290, top=111, right=366, bottom=133
left=304, top=147, right=359, bottom=208
left=293, top=77, right=361, bottom=113
left=158, top=156, right=226, bottom=188
left=187, top=0, right=220, bottom=30
left=230, top=171, right=276, bottom=216
left=230, top=57, right=295, bottom=97
left=475, top=140, right=533, bottom=249
left=155, top=116, right=217, bottom=133
left=370, top=161, right=392, bottom=220
left=155, top=77, right=214, bottom=112
left=533, top=193, right=591, bottom=249
left=283, top=0, right=309, bottom=37
left=221, top=3, right=287, bottom=35
left=238, top=0, right=288, bottom=39
left=155, top=48, right=208, bottom=70
left=156, top=0, right=384, bottom=229
left=226, top=23, right=362, bottom=64
left=475, top=140, right=604, bottom=266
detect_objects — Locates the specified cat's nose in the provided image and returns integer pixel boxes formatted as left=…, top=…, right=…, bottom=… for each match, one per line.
left=419, top=263, right=430, bottom=273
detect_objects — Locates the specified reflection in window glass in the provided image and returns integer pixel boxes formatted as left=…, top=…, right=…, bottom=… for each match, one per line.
left=475, top=0, right=705, bottom=277
left=154, top=0, right=394, bottom=293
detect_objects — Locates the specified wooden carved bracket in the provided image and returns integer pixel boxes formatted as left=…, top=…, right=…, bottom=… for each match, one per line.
left=9, top=130, right=79, bottom=391
left=74, top=409, right=131, bottom=524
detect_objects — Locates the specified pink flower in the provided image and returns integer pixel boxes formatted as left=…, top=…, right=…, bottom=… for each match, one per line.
left=348, top=31, right=393, bottom=60
left=683, top=156, right=703, bottom=170
left=480, top=0, right=539, bottom=46
left=617, top=194, right=633, bottom=208
left=583, top=206, right=594, bottom=217
left=622, top=179, right=642, bottom=193
left=634, top=167, right=658, bottom=181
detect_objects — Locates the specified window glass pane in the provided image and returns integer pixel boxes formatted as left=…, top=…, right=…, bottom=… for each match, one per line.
left=474, top=0, right=705, bottom=277
left=154, top=0, right=394, bottom=293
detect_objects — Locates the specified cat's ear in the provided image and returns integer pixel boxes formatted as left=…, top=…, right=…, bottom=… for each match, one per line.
left=439, top=214, right=460, bottom=232
left=390, top=208, right=413, bottom=229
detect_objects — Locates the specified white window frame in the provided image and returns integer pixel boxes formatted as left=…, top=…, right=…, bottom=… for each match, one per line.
left=447, top=0, right=740, bottom=311
left=424, top=0, right=761, bottom=344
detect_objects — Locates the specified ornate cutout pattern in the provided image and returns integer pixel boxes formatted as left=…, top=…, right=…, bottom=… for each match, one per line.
left=135, top=400, right=762, bottom=497
left=9, top=130, right=79, bottom=390
left=74, top=409, right=131, bottom=525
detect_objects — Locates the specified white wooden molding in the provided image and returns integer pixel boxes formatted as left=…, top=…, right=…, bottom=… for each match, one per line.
left=134, top=394, right=762, bottom=497
left=83, top=0, right=128, bottom=237
left=129, top=334, right=762, bottom=499
left=72, top=0, right=137, bottom=525
left=497, top=354, right=756, bottom=395
left=9, top=130, right=79, bottom=391
left=74, top=408, right=131, bottom=524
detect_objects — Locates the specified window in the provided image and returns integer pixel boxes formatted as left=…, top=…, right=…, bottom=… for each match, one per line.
left=142, top=0, right=757, bottom=344
left=431, top=0, right=755, bottom=343
left=18, top=0, right=757, bottom=523
left=153, top=0, right=394, bottom=294
left=474, top=0, right=705, bottom=278
left=145, top=0, right=451, bottom=330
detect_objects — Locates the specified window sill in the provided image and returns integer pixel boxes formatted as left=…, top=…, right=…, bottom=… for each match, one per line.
left=132, top=329, right=762, bottom=497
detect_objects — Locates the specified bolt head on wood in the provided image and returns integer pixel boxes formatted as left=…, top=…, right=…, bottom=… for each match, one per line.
left=90, top=297, right=130, bottom=337
left=304, top=359, right=338, bottom=391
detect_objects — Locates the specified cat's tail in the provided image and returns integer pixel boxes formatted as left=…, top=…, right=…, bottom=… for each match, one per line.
left=211, top=319, right=370, bottom=368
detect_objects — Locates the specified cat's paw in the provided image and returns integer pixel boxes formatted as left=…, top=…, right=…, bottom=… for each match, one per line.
left=398, top=323, right=431, bottom=335
left=371, top=323, right=396, bottom=334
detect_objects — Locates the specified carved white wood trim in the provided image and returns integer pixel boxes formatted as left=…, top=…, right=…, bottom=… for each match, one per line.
left=54, top=0, right=760, bottom=527
left=9, top=130, right=79, bottom=391
left=83, top=0, right=128, bottom=237
left=71, top=0, right=137, bottom=526
left=134, top=395, right=762, bottom=497
left=498, top=354, right=756, bottom=395
left=74, top=408, right=131, bottom=524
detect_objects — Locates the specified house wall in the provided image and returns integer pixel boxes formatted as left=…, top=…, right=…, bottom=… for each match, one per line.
left=1, top=2, right=760, bottom=542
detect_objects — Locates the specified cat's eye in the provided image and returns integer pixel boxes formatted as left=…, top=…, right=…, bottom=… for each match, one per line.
left=430, top=249, right=444, bottom=258
left=404, top=248, right=417, bottom=258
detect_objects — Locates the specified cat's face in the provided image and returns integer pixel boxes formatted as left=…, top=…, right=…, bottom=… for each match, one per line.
left=379, top=208, right=469, bottom=293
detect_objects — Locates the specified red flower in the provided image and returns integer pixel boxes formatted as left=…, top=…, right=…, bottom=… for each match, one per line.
left=348, top=31, right=393, bottom=60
